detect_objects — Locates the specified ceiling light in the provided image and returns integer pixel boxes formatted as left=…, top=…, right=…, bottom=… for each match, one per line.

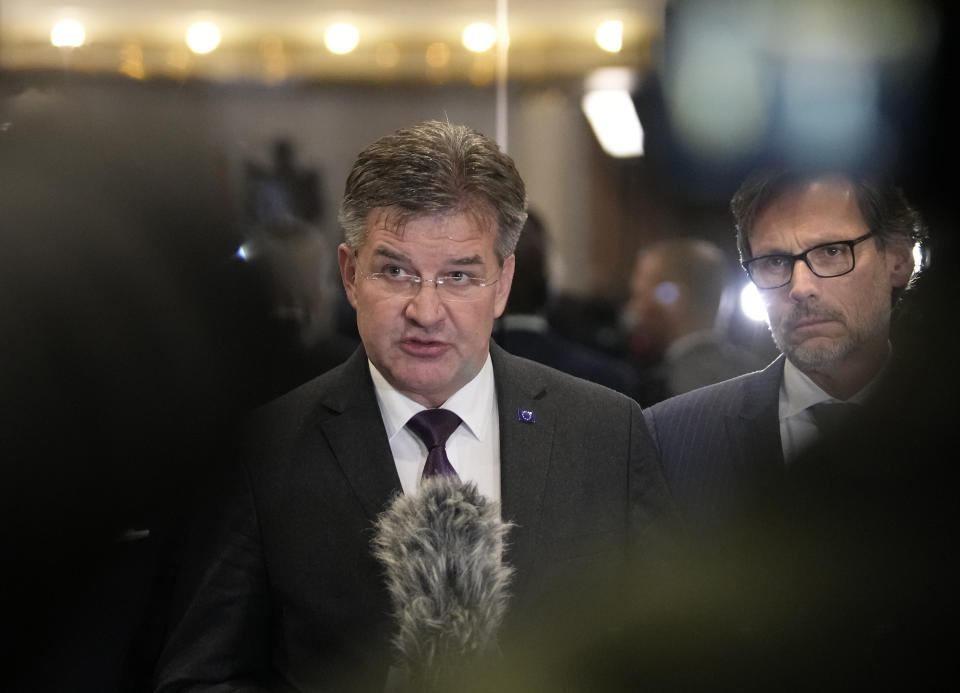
left=186, top=22, right=221, bottom=54
left=325, top=23, right=359, bottom=55
left=582, top=69, right=643, bottom=158
left=582, top=90, right=643, bottom=157
left=425, top=42, right=451, bottom=69
left=595, top=21, right=623, bottom=53
left=51, top=19, right=86, bottom=48
left=376, top=43, right=400, bottom=69
left=462, top=23, right=496, bottom=53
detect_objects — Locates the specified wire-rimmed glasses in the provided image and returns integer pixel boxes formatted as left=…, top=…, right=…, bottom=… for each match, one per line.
left=355, top=266, right=500, bottom=302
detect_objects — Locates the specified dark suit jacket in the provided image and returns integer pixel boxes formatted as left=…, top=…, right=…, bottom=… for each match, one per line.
left=643, top=356, right=786, bottom=533
left=155, top=342, right=674, bottom=692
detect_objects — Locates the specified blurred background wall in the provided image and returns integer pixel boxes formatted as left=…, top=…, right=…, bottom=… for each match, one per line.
left=3, top=0, right=950, bottom=350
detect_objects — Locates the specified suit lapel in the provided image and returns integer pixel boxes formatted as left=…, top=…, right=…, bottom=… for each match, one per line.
left=313, top=343, right=559, bottom=543
left=315, top=347, right=403, bottom=520
left=491, top=343, right=556, bottom=585
left=726, top=355, right=786, bottom=483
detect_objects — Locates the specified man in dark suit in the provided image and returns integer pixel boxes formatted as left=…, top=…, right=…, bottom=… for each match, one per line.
left=155, top=120, right=675, bottom=692
left=643, top=170, right=926, bottom=531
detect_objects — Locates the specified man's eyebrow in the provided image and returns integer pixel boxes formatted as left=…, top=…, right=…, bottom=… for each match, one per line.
left=372, top=247, right=485, bottom=267
left=449, top=255, right=485, bottom=266
left=751, top=241, right=796, bottom=256
left=756, top=237, right=850, bottom=256
left=372, top=247, right=412, bottom=264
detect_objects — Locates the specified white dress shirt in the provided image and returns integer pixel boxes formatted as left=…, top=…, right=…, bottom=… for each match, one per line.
left=369, top=355, right=501, bottom=499
left=778, top=355, right=885, bottom=465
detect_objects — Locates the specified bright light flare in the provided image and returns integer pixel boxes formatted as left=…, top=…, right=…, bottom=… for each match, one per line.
left=462, top=23, right=496, bottom=53
left=912, top=242, right=925, bottom=272
left=655, top=282, right=679, bottom=305
left=740, top=282, right=768, bottom=322
left=51, top=20, right=85, bottom=48
left=582, top=90, right=643, bottom=158
left=325, top=23, right=359, bottom=54
left=186, top=22, right=221, bottom=54
left=595, top=21, right=623, bottom=53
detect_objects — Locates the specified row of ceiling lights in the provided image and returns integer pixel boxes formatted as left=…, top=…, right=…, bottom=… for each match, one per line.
left=47, top=16, right=640, bottom=160
left=49, top=19, right=627, bottom=56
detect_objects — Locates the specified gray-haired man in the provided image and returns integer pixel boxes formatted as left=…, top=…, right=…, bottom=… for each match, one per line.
left=155, top=121, right=674, bottom=693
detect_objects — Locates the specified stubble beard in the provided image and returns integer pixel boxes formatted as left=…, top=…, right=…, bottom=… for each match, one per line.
left=777, top=330, right=855, bottom=371
left=769, top=299, right=889, bottom=372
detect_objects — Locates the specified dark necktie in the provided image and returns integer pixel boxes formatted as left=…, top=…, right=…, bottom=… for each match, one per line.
left=406, top=409, right=462, bottom=480
left=808, top=401, right=860, bottom=437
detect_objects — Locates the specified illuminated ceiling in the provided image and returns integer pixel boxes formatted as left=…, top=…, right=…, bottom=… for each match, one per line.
left=0, top=1, right=667, bottom=84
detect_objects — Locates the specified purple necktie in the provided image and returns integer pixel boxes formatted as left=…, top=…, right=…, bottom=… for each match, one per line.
left=407, top=409, right=462, bottom=481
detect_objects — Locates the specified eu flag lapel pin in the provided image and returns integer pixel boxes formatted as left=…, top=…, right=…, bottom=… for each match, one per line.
left=517, top=408, right=535, bottom=423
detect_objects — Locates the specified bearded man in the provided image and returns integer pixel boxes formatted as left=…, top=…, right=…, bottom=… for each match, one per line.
left=642, top=170, right=926, bottom=531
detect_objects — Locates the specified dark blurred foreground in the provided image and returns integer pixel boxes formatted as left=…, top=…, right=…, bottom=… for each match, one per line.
left=0, top=84, right=275, bottom=690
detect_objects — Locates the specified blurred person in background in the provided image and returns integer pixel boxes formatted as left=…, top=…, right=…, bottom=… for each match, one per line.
left=493, top=209, right=640, bottom=398
left=241, top=216, right=358, bottom=400
left=244, top=136, right=323, bottom=225
left=623, top=238, right=766, bottom=405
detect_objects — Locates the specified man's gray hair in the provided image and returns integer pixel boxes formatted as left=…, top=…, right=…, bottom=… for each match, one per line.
left=338, top=120, right=527, bottom=263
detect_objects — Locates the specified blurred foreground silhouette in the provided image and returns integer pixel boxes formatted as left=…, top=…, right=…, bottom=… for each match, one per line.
left=0, top=85, right=270, bottom=691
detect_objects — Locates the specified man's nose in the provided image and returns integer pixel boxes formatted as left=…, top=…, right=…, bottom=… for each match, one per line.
left=788, top=258, right=820, bottom=300
left=403, top=279, right=445, bottom=325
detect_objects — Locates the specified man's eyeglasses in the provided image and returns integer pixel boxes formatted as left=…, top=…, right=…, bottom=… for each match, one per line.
left=355, top=266, right=500, bottom=302
left=742, top=232, right=874, bottom=290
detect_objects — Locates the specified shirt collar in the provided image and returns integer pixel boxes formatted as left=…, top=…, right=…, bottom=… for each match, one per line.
left=369, top=354, right=495, bottom=442
left=781, top=346, right=890, bottom=419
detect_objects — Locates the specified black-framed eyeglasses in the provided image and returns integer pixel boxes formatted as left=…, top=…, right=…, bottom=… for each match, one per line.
left=742, top=232, right=874, bottom=290
left=355, top=266, right=500, bottom=302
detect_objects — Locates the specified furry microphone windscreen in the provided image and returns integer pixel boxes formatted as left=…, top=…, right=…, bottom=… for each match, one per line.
left=371, top=476, right=514, bottom=685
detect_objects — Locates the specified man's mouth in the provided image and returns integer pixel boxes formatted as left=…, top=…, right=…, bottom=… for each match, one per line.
left=790, top=316, right=833, bottom=328
left=399, top=338, right=450, bottom=357
left=785, top=304, right=842, bottom=332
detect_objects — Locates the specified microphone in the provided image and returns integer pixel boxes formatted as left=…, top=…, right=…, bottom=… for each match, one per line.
left=372, top=475, right=514, bottom=688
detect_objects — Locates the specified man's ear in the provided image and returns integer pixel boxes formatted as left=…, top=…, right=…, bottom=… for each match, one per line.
left=886, top=240, right=915, bottom=288
left=493, top=253, right=516, bottom=318
left=338, top=243, right=359, bottom=309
